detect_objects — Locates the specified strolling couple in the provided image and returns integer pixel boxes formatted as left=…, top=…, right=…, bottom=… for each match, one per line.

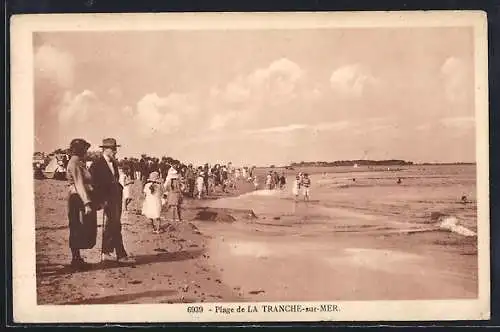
left=66, top=137, right=135, bottom=269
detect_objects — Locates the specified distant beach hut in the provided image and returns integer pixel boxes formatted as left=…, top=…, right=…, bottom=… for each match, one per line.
left=43, top=154, right=67, bottom=180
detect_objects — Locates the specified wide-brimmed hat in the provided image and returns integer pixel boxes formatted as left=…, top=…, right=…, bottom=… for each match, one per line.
left=148, top=171, right=161, bottom=182
left=99, top=138, right=121, bottom=149
left=69, top=138, right=91, bottom=154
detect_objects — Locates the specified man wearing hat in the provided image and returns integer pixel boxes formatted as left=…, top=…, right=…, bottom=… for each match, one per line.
left=90, top=138, right=135, bottom=263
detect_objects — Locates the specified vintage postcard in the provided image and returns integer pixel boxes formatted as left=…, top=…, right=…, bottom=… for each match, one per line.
left=11, top=11, right=489, bottom=323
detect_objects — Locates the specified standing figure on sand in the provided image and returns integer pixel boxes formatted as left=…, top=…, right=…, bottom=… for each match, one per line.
left=165, top=174, right=183, bottom=223
left=196, top=169, right=205, bottom=199
left=279, top=172, right=287, bottom=190
left=266, top=171, right=273, bottom=190
left=253, top=175, right=259, bottom=190
left=302, top=173, right=311, bottom=201
left=90, top=138, right=135, bottom=263
left=142, top=171, right=164, bottom=234
left=119, top=166, right=134, bottom=212
left=66, top=138, right=97, bottom=269
left=292, top=172, right=311, bottom=202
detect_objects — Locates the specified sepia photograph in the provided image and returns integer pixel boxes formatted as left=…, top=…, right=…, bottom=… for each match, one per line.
left=11, top=11, right=489, bottom=322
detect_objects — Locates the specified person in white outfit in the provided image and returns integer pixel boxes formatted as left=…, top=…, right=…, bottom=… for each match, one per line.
left=266, top=172, right=273, bottom=190
left=196, top=170, right=205, bottom=199
left=142, top=171, right=164, bottom=233
left=119, top=167, right=134, bottom=212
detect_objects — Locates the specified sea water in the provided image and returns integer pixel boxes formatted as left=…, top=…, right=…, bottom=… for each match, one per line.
left=206, top=165, right=477, bottom=237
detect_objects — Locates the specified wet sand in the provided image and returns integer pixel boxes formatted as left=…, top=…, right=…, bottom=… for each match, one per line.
left=35, top=165, right=478, bottom=304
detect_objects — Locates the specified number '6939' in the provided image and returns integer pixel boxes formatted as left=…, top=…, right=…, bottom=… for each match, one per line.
left=187, top=306, right=204, bottom=313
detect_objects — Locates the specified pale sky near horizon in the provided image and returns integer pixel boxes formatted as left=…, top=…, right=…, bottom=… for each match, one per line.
left=33, top=28, right=476, bottom=166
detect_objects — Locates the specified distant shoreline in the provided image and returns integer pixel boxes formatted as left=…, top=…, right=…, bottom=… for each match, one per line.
left=270, top=161, right=476, bottom=169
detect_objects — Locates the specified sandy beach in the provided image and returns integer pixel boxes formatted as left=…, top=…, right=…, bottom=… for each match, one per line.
left=35, top=165, right=478, bottom=304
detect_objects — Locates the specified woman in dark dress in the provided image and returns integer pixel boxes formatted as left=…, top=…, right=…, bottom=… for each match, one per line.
left=66, top=138, right=98, bottom=269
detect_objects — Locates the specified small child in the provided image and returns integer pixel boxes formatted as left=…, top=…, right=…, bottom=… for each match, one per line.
left=142, top=171, right=164, bottom=233
left=166, top=176, right=183, bottom=222
left=119, top=167, right=134, bottom=212
left=302, top=173, right=311, bottom=201
left=292, top=175, right=301, bottom=201
left=253, top=176, right=259, bottom=190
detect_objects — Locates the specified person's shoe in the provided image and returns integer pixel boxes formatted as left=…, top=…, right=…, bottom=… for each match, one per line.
left=101, top=253, right=115, bottom=262
left=117, top=255, right=136, bottom=264
left=71, top=258, right=90, bottom=270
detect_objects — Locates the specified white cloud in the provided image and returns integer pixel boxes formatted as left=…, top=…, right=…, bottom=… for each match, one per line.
left=314, top=121, right=352, bottom=131
left=209, top=113, right=239, bottom=131
left=440, top=57, right=467, bottom=103
left=135, top=93, right=183, bottom=136
left=248, top=58, right=303, bottom=89
left=223, top=79, right=251, bottom=104
left=244, top=121, right=352, bottom=135
left=161, top=93, right=198, bottom=115
left=205, top=58, right=306, bottom=131
left=218, top=58, right=304, bottom=106
left=330, top=64, right=377, bottom=97
left=245, top=124, right=308, bottom=134
left=58, top=90, right=98, bottom=123
left=34, top=44, right=75, bottom=89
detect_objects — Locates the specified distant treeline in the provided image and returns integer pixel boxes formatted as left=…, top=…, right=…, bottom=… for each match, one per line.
left=289, top=160, right=414, bottom=167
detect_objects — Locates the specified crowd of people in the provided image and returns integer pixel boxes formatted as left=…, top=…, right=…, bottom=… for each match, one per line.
left=85, top=155, right=259, bottom=202
left=64, top=137, right=266, bottom=270
left=61, top=136, right=315, bottom=271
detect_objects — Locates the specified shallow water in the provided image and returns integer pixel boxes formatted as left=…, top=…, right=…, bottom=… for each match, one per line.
left=190, top=165, right=479, bottom=301
left=206, top=165, right=477, bottom=237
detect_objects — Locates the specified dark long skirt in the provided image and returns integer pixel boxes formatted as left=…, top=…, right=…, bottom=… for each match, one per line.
left=68, top=193, right=97, bottom=249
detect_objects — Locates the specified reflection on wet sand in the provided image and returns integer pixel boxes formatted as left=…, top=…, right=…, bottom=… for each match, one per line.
left=193, top=166, right=477, bottom=301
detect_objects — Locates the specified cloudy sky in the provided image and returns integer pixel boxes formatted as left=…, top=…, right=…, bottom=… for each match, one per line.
left=33, top=27, right=475, bottom=165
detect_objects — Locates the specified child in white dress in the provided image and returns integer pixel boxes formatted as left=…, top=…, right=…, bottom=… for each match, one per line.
left=142, top=171, right=164, bottom=233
